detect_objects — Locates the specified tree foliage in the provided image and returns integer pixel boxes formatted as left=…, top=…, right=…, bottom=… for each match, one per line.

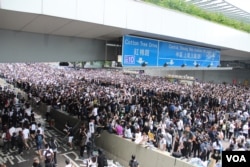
left=144, top=0, right=250, bottom=33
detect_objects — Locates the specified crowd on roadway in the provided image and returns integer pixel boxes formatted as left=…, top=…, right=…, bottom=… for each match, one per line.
left=0, top=81, right=63, bottom=167
left=0, top=63, right=250, bottom=166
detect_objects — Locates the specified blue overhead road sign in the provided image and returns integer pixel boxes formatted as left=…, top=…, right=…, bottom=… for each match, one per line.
left=122, top=35, right=220, bottom=67
left=122, top=35, right=158, bottom=66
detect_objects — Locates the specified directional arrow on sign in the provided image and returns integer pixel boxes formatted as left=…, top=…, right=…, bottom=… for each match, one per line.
left=169, top=59, right=174, bottom=65
left=137, top=57, right=147, bottom=65
left=137, top=57, right=144, bottom=64
left=193, top=61, right=197, bottom=66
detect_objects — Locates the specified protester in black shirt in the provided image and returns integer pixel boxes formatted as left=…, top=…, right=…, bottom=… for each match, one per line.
left=67, top=126, right=74, bottom=150
left=97, top=149, right=108, bottom=167
left=129, top=155, right=139, bottom=167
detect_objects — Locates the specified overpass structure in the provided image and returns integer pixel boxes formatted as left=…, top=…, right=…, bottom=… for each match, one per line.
left=0, top=1, right=249, bottom=166
left=0, top=0, right=250, bottom=82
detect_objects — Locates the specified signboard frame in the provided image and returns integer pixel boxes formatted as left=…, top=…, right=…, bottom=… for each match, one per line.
left=122, top=35, right=220, bottom=68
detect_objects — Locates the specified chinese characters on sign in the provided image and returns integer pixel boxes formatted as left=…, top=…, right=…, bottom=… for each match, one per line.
left=122, top=35, right=220, bottom=67
left=133, top=48, right=150, bottom=56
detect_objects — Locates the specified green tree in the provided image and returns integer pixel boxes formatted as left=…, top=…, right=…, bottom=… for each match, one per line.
left=144, top=0, right=250, bottom=33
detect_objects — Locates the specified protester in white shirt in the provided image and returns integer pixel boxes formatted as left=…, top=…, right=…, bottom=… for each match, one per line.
left=87, top=156, right=97, bottom=167
left=134, top=129, right=142, bottom=144
left=158, top=134, right=166, bottom=151
left=177, top=118, right=184, bottom=138
left=22, top=126, right=30, bottom=150
left=89, top=119, right=95, bottom=134
left=9, top=125, right=16, bottom=137
left=37, top=123, right=44, bottom=136
left=242, top=122, right=249, bottom=139
left=124, top=125, right=133, bottom=139
left=165, top=130, right=173, bottom=152
left=229, top=122, right=235, bottom=139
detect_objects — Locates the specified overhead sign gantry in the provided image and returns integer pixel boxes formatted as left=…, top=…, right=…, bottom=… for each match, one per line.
left=122, top=35, right=220, bottom=68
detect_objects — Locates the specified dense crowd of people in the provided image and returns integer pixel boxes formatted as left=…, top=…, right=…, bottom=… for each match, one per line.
left=0, top=63, right=250, bottom=166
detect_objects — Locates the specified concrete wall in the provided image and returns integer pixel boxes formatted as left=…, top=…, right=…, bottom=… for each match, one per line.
left=95, top=131, right=194, bottom=167
left=1, top=0, right=250, bottom=52
left=32, top=100, right=194, bottom=167
left=145, top=69, right=250, bottom=84
left=31, top=101, right=82, bottom=133
left=0, top=29, right=105, bottom=62
left=176, top=69, right=250, bottom=84
left=106, top=46, right=121, bottom=61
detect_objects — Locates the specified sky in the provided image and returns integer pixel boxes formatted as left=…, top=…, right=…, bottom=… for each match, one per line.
left=226, top=0, right=250, bottom=13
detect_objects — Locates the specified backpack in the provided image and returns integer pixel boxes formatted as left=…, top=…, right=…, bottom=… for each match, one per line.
left=37, top=134, right=43, bottom=144
left=49, top=141, right=57, bottom=150
left=45, top=149, right=53, bottom=162
left=102, top=156, right=108, bottom=167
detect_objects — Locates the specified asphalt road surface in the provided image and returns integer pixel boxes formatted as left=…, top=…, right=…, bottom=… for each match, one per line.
left=0, top=117, right=89, bottom=167
left=0, top=79, right=89, bottom=167
left=0, top=79, right=231, bottom=167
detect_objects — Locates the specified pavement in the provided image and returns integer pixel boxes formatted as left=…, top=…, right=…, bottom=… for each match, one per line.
left=0, top=115, right=90, bottom=167
left=0, top=78, right=231, bottom=167
left=0, top=79, right=89, bottom=167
